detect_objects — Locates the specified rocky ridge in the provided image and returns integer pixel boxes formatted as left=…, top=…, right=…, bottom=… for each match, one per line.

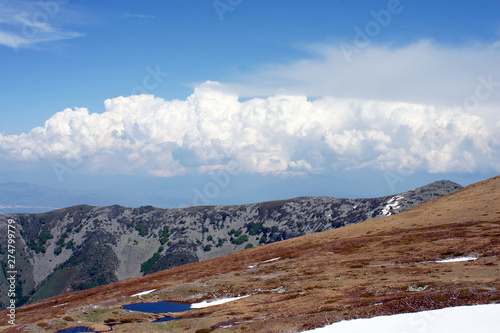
left=0, top=180, right=462, bottom=306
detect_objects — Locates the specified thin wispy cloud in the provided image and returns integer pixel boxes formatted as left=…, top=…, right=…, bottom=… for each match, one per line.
left=227, top=40, right=500, bottom=108
left=0, top=0, right=84, bottom=49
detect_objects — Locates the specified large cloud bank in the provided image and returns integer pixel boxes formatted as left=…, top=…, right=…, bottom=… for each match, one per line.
left=1, top=81, right=498, bottom=177
left=228, top=40, right=500, bottom=108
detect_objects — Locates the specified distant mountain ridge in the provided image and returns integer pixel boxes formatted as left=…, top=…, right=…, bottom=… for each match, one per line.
left=0, top=181, right=187, bottom=213
left=0, top=179, right=462, bottom=306
left=0, top=182, right=105, bottom=214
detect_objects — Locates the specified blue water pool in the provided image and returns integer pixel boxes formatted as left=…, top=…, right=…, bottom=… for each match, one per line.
left=56, top=302, right=189, bottom=332
left=153, top=316, right=181, bottom=322
left=122, top=301, right=191, bottom=314
left=57, top=327, right=96, bottom=333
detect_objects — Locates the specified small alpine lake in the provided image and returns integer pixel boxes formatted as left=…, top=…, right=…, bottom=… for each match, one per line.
left=56, top=327, right=96, bottom=333
left=122, top=301, right=191, bottom=314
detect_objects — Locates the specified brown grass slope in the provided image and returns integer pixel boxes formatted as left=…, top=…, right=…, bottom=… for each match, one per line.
left=2, top=176, right=500, bottom=332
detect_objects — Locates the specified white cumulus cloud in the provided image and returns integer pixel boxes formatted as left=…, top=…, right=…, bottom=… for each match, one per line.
left=1, top=81, right=498, bottom=177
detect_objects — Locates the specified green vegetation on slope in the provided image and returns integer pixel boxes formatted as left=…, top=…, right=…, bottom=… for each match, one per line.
left=141, top=253, right=161, bottom=272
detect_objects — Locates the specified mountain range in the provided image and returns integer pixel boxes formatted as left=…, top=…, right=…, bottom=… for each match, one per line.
left=0, top=180, right=462, bottom=309
left=0, top=176, right=498, bottom=332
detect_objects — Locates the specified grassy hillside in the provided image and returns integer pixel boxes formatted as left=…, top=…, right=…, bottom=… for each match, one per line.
left=0, top=180, right=462, bottom=307
left=1, top=176, right=498, bottom=332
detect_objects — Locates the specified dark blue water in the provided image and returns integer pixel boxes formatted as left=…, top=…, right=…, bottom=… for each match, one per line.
left=122, top=301, right=191, bottom=314
left=57, top=327, right=96, bottom=333
left=153, top=316, right=181, bottom=322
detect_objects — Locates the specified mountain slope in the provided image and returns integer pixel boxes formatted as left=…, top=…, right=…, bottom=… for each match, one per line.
left=1, top=176, right=498, bottom=332
left=0, top=180, right=462, bottom=306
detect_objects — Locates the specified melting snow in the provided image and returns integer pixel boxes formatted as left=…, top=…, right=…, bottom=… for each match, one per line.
left=382, top=196, right=404, bottom=216
left=435, top=256, right=477, bottom=263
left=248, top=257, right=281, bottom=268
left=262, top=257, right=281, bottom=263
left=303, top=303, right=500, bottom=332
left=52, top=302, right=68, bottom=308
left=190, top=295, right=250, bottom=309
left=131, top=289, right=156, bottom=297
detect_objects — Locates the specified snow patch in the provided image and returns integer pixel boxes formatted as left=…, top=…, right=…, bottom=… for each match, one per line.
left=407, top=285, right=428, bottom=292
left=435, top=256, right=477, bottom=263
left=382, top=196, right=404, bottom=216
left=190, top=295, right=250, bottom=309
left=262, top=257, right=281, bottom=263
left=52, top=302, right=68, bottom=308
left=303, top=303, right=500, bottom=332
left=248, top=257, right=281, bottom=268
left=131, top=289, right=156, bottom=297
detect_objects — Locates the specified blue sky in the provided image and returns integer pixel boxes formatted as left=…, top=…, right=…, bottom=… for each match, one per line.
left=1, top=0, right=499, bottom=208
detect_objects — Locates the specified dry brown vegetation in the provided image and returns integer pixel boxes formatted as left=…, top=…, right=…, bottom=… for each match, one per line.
left=1, top=176, right=500, bottom=332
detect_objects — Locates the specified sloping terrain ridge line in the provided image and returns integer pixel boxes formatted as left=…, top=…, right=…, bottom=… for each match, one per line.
left=1, top=176, right=499, bottom=332
left=0, top=180, right=462, bottom=306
